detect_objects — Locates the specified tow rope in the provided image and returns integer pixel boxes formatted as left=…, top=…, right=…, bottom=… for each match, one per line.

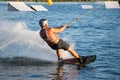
left=66, top=3, right=104, bottom=26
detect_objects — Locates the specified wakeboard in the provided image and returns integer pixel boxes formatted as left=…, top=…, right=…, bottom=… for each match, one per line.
left=63, top=55, right=96, bottom=66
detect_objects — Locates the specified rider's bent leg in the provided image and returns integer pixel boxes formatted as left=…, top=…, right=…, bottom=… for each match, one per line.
left=68, top=47, right=83, bottom=64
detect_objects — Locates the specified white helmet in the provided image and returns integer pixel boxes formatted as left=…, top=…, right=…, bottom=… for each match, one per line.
left=39, top=18, right=48, bottom=26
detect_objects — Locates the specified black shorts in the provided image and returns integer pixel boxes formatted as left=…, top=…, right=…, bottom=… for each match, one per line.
left=49, top=39, right=70, bottom=50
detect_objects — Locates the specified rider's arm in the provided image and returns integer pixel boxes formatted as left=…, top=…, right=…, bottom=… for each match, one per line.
left=51, top=25, right=68, bottom=33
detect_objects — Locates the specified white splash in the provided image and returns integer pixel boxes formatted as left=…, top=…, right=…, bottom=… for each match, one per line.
left=0, top=21, right=57, bottom=61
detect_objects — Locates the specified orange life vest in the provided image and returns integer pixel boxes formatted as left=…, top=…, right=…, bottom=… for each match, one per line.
left=40, top=28, right=59, bottom=45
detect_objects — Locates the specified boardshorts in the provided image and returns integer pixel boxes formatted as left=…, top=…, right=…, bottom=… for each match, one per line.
left=49, top=39, right=70, bottom=50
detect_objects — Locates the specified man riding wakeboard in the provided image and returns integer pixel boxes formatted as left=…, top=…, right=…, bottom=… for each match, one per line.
left=39, top=18, right=84, bottom=64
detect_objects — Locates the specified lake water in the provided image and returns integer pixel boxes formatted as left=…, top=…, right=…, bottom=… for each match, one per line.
left=0, top=2, right=120, bottom=80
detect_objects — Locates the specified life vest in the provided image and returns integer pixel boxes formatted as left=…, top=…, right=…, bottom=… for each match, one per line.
left=40, top=28, right=59, bottom=45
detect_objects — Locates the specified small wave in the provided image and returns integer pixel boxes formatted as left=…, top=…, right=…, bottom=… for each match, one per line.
left=0, top=57, right=55, bottom=66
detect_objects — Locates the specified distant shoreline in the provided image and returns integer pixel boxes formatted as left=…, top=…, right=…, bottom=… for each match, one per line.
left=0, top=0, right=119, bottom=4
left=0, top=0, right=118, bottom=2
